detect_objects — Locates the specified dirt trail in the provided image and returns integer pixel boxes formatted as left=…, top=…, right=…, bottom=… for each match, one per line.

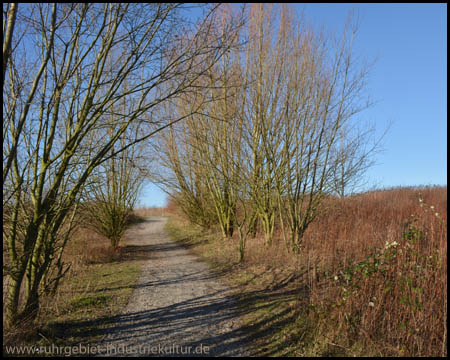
left=95, top=217, right=248, bottom=357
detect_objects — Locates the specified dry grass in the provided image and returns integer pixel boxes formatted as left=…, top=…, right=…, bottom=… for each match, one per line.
left=133, top=206, right=168, bottom=218
left=167, top=185, right=447, bottom=357
left=305, top=186, right=447, bottom=357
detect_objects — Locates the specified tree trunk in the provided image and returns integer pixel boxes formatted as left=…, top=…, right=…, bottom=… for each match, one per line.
left=5, top=272, right=24, bottom=327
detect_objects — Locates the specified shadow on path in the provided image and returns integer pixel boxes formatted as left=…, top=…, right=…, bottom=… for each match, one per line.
left=51, top=283, right=306, bottom=357
left=48, top=217, right=310, bottom=357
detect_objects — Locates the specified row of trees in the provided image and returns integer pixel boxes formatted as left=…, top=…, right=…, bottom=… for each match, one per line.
left=3, top=3, right=244, bottom=327
left=154, top=4, right=385, bottom=259
left=2, top=2, right=384, bottom=329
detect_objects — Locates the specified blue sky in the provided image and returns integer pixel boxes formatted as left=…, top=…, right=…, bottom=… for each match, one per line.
left=138, top=3, right=447, bottom=207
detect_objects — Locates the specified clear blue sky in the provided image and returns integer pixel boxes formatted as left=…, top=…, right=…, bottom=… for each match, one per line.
left=138, top=3, right=447, bottom=207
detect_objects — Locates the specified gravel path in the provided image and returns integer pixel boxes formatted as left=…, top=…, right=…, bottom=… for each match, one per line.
left=95, top=217, right=248, bottom=357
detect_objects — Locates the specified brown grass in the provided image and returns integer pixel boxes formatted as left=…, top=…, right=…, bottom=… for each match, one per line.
left=133, top=206, right=169, bottom=218
left=303, top=186, right=447, bottom=356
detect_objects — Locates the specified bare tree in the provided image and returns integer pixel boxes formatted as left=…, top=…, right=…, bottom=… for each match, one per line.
left=153, top=109, right=220, bottom=229
left=82, top=125, right=147, bottom=250
left=3, top=3, right=18, bottom=84
left=190, top=9, right=243, bottom=238
left=81, top=56, right=148, bottom=250
left=273, top=11, right=376, bottom=253
left=152, top=5, right=245, bottom=237
left=3, top=3, right=243, bottom=327
left=238, top=4, right=297, bottom=246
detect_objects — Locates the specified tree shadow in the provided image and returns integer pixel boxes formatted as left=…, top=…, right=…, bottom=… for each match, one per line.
left=119, top=240, right=215, bottom=263
left=47, top=271, right=310, bottom=357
